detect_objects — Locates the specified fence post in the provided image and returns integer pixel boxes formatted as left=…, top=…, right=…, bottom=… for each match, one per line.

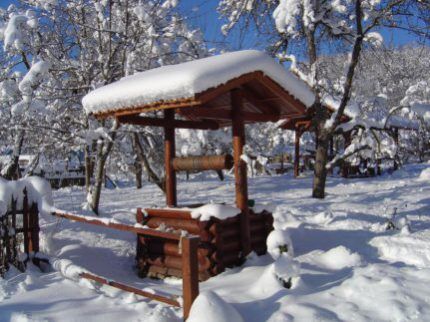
left=181, top=236, right=200, bottom=320
left=30, top=202, right=39, bottom=254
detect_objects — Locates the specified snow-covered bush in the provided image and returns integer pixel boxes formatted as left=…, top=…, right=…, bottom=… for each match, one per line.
left=267, top=228, right=299, bottom=288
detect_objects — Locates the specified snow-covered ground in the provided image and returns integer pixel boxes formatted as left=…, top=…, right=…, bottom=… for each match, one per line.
left=2, top=163, right=430, bottom=321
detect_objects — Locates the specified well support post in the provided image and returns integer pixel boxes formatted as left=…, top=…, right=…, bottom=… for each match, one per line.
left=294, top=128, right=302, bottom=178
left=231, top=89, right=251, bottom=256
left=181, top=236, right=200, bottom=320
left=164, top=109, right=177, bottom=207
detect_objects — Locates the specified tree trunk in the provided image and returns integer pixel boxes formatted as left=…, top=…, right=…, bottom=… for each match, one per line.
left=134, top=158, right=143, bottom=189
left=133, top=133, right=165, bottom=192
left=312, top=132, right=330, bottom=199
left=89, top=123, right=118, bottom=215
left=84, top=144, right=92, bottom=193
left=1, top=131, right=25, bottom=180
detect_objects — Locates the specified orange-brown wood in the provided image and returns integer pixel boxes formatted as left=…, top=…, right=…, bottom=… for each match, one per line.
left=52, top=211, right=183, bottom=240
left=231, top=89, right=251, bottom=256
left=182, top=236, right=200, bottom=320
left=117, top=115, right=219, bottom=130
left=294, top=128, right=302, bottom=178
left=80, top=272, right=181, bottom=307
left=172, top=154, right=233, bottom=172
left=164, top=109, right=177, bottom=207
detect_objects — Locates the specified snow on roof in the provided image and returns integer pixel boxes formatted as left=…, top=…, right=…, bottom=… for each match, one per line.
left=82, top=50, right=315, bottom=115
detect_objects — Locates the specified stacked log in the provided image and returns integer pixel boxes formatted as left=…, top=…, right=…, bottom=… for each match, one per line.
left=135, top=207, right=273, bottom=281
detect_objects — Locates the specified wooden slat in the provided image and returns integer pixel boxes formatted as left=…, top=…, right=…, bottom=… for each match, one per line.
left=240, top=86, right=280, bottom=115
left=52, top=211, right=183, bottom=240
left=80, top=272, right=181, bottom=307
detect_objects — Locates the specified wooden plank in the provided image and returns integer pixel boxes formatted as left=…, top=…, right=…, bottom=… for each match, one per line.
left=52, top=211, right=183, bottom=241
left=164, top=109, right=177, bottom=207
left=178, top=107, right=280, bottom=123
left=117, top=115, right=219, bottom=130
left=181, top=236, right=200, bottom=320
left=257, top=73, right=307, bottom=114
left=80, top=272, right=181, bottom=307
left=231, top=89, right=251, bottom=256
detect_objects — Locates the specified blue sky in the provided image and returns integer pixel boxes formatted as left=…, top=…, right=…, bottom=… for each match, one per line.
left=1, top=0, right=425, bottom=51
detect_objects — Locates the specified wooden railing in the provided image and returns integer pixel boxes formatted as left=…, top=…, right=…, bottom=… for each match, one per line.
left=52, top=211, right=200, bottom=320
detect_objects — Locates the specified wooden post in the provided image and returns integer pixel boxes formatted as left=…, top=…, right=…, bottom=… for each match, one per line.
left=181, top=236, right=200, bottom=320
left=164, top=109, right=177, bottom=207
left=22, top=188, right=31, bottom=257
left=231, top=89, right=251, bottom=256
left=294, top=128, right=301, bottom=178
left=393, top=128, right=399, bottom=170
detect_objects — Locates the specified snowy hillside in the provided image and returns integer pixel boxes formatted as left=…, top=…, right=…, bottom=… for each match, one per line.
left=2, top=163, right=430, bottom=321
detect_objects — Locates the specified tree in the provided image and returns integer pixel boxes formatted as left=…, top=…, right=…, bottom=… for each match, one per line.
left=218, top=0, right=429, bottom=197
left=0, top=0, right=207, bottom=214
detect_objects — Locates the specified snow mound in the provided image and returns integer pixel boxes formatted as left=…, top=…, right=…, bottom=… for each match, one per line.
left=187, top=291, right=244, bottom=322
left=82, top=50, right=315, bottom=115
left=312, top=246, right=362, bottom=270
left=190, top=204, right=240, bottom=221
left=370, top=232, right=430, bottom=268
left=267, top=229, right=294, bottom=259
left=418, top=168, right=430, bottom=181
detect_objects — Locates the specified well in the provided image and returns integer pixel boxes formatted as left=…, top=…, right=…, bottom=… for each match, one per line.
left=82, top=50, right=312, bottom=280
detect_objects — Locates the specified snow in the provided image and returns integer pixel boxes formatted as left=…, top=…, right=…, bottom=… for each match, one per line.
left=82, top=50, right=315, bottom=115
left=302, top=246, right=362, bottom=270
left=190, top=203, right=240, bottom=221
left=2, top=164, right=430, bottom=320
left=267, top=229, right=294, bottom=258
left=18, top=61, right=50, bottom=98
left=187, top=291, right=244, bottom=322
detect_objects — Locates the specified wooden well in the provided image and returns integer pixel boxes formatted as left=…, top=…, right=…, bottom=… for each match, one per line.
left=136, top=207, right=273, bottom=281
left=88, top=58, right=310, bottom=280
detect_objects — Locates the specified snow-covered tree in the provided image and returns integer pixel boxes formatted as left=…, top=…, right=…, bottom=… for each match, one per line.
left=218, top=0, right=429, bottom=198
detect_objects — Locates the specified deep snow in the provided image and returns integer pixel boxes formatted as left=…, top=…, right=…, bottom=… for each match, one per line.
left=2, top=163, right=430, bottom=321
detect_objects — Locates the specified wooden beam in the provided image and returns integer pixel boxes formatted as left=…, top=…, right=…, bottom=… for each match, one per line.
left=179, top=107, right=280, bottom=123
left=240, top=87, right=280, bottom=115
left=80, top=272, right=181, bottom=307
left=164, top=110, right=177, bottom=207
left=52, top=211, right=184, bottom=240
left=117, top=115, right=219, bottom=130
left=231, top=89, right=251, bottom=256
left=257, top=74, right=307, bottom=114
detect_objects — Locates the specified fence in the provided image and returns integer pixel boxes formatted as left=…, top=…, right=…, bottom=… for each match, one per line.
left=52, top=211, right=200, bottom=320
left=0, top=188, right=45, bottom=277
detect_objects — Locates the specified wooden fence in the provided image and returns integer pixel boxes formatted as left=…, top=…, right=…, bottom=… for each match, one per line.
left=0, top=188, right=44, bottom=277
left=52, top=211, right=200, bottom=320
